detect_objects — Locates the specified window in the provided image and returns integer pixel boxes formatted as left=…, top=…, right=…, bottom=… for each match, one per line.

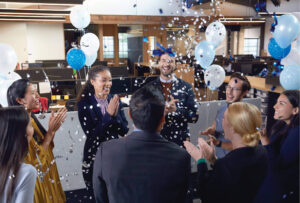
left=103, top=36, right=114, bottom=58
left=149, top=36, right=156, bottom=53
left=119, top=33, right=128, bottom=58
left=244, top=38, right=259, bottom=56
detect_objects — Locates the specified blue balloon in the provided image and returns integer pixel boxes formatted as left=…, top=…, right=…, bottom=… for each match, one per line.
left=280, top=65, right=300, bottom=90
left=67, top=48, right=86, bottom=70
left=195, top=41, right=215, bottom=69
left=268, top=38, right=291, bottom=59
left=273, top=14, right=300, bottom=48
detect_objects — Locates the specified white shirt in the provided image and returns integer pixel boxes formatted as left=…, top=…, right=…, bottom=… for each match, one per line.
left=0, top=163, right=37, bottom=203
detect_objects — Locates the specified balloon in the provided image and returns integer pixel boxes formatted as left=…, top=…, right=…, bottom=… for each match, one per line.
left=66, top=48, right=86, bottom=70
left=268, top=38, right=291, bottom=59
left=0, top=44, right=18, bottom=75
left=80, top=33, right=100, bottom=54
left=195, top=41, right=215, bottom=69
left=204, top=64, right=226, bottom=90
left=205, top=21, right=226, bottom=48
left=273, top=14, right=300, bottom=48
left=281, top=48, right=300, bottom=66
left=0, top=79, right=15, bottom=107
left=70, top=5, right=90, bottom=29
left=279, top=65, right=300, bottom=90
left=84, top=51, right=97, bottom=67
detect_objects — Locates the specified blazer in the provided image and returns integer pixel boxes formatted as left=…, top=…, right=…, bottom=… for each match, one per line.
left=77, top=94, right=128, bottom=182
left=146, top=77, right=199, bottom=146
left=255, top=126, right=299, bottom=203
left=197, top=146, right=268, bottom=203
left=93, top=130, right=191, bottom=203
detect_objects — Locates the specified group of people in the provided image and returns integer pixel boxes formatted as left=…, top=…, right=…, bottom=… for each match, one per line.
left=0, top=52, right=299, bottom=203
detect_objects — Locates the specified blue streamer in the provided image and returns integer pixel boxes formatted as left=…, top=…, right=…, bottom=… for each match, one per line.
left=270, top=12, right=278, bottom=33
left=152, top=42, right=176, bottom=57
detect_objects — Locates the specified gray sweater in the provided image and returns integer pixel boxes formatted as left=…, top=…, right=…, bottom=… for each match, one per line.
left=1, top=163, right=36, bottom=203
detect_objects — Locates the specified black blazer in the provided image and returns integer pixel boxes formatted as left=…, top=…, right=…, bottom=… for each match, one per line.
left=77, top=94, right=128, bottom=183
left=197, top=146, right=268, bottom=203
left=93, top=131, right=191, bottom=203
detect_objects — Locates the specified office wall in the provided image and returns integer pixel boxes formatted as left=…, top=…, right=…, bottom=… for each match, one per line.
left=27, top=23, right=65, bottom=63
left=0, top=22, right=28, bottom=63
left=0, top=22, right=65, bottom=64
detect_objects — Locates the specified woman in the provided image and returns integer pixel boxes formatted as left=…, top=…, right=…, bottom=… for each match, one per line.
left=256, top=90, right=299, bottom=203
left=7, top=79, right=67, bottom=203
left=0, top=106, right=36, bottom=203
left=184, top=102, right=268, bottom=203
left=77, top=66, right=128, bottom=200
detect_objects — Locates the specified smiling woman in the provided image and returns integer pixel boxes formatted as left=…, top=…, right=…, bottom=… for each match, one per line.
left=257, top=90, right=300, bottom=203
left=77, top=66, right=128, bottom=202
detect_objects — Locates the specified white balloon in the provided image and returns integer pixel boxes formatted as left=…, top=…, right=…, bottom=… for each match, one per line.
left=84, top=51, right=97, bottom=67
left=0, top=79, right=15, bottom=107
left=80, top=33, right=100, bottom=54
left=281, top=48, right=300, bottom=66
left=205, top=21, right=226, bottom=48
left=0, top=44, right=18, bottom=75
left=204, top=64, right=226, bottom=90
left=70, top=5, right=90, bottom=29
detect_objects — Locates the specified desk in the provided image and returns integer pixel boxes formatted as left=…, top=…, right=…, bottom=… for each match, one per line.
left=224, top=76, right=285, bottom=93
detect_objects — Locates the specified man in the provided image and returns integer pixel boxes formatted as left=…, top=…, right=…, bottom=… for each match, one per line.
left=147, top=53, right=199, bottom=147
left=92, top=85, right=191, bottom=203
left=201, top=72, right=251, bottom=158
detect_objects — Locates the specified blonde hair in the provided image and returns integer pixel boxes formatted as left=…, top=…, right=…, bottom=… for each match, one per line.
left=227, top=102, right=262, bottom=147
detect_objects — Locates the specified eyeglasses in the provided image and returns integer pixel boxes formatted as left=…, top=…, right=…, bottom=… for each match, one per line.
left=225, top=85, right=241, bottom=92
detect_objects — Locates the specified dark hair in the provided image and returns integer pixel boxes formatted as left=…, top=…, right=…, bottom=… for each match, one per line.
left=76, top=66, right=110, bottom=101
left=230, top=72, right=251, bottom=92
left=129, top=85, right=165, bottom=133
left=0, top=106, right=30, bottom=202
left=269, top=90, right=300, bottom=152
left=7, top=79, right=30, bottom=106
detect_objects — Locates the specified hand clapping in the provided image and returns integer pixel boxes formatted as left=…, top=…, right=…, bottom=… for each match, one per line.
left=107, top=95, right=119, bottom=117
left=165, top=96, right=178, bottom=114
left=48, top=107, right=67, bottom=136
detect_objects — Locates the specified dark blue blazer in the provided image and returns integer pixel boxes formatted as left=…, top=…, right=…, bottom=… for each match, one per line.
left=93, top=130, right=191, bottom=203
left=256, top=126, right=299, bottom=203
left=77, top=94, right=128, bottom=184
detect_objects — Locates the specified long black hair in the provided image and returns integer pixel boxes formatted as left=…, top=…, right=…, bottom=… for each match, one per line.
left=76, top=66, right=110, bottom=101
left=269, top=90, right=300, bottom=152
left=0, top=106, right=30, bottom=202
left=7, top=79, right=47, bottom=141
left=7, top=79, right=30, bottom=106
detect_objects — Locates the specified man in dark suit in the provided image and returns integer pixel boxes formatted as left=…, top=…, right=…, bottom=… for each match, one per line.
left=93, top=85, right=191, bottom=203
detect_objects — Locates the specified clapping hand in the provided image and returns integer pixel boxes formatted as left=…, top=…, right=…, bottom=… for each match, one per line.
left=165, top=96, right=178, bottom=114
left=48, top=107, right=67, bottom=136
left=107, top=95, right=120, bottom=117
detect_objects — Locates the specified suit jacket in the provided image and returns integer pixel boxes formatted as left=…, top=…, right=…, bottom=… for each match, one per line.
left=197, top=146, right=268, bottom=203
left=77, top=94, right=128, bottom=184
left=93, top=130, right=191, bottom=203
left=146, top=77, right=199, bottom=147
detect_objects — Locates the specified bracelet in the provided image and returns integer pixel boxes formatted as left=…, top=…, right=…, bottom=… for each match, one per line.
left=197, top=158, right=206, bottom=164
left=216, top=140, right=222, bottom=147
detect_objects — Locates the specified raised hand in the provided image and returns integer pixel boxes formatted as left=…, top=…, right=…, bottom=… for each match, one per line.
left=198, top=138, right=216, bottom=164
left=48, top=107, right=67, bottom=135
left=200, top=126, right=215, bottom=136
left=184, top=141, right=204, bottom=161
left=165, top=96, right=179, bottom=114
left=107, top=95, right=119, bottom=116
